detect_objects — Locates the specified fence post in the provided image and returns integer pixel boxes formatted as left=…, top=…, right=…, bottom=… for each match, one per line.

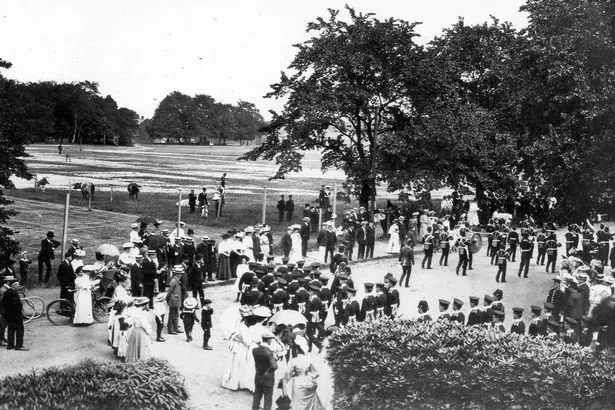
left=261, top=187, right=267, bottom=225
left=110, top=186, right=114, bottom=203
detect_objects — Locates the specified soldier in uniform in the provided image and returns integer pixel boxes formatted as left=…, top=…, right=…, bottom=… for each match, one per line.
left=466, top=296, right=482, bottom=326
left=528, top=305, right=543, bottom=337
left=579, top=316, right=593, bottom=347
left=510, top=307, right=525, bottom=335
left=375, top=283, right=388, bottom=320
left=495, top=246, right=511, bottom=283
left=317, top=274, right=332, bottom=322
left=270, top=278, right=289, bottom=312
left=491, top=310, right=506, bottom=332
left=455, top=232, right=470, bottom=276
left=356, top=221, right=368, bottom=260
left=536, top=228, right=547, bottom=265
left=482, top=295, right=494, bottom=326
left=344, top=288, right=360, bottom=325
left=285, top=195, right=295, bottom=221
left=306, top=281, right=324, bottom=352
left=518, top=232, right=533, bottom=278
left=485, top=220, right=496, bottom=257
left=437, top=299, right=451, bottom=321
left=545, top=233, right=561, bottom=273
left=398, top=240, right=415, bottom=288
left=416, top=300, right=432, bottom=322
left=450, top=298, right=465, bottom=325
left=507, top=227, right=519, bottom=262
left=421, top=227, right=435, bottom=269
left=295, top=278, right=310, bottom=315
left=38, top=231, right=60, bottom=283
left=547, top=277, right=566, bottom=317
left=359, top=282, right=377, bottom=322
left=439, top=227, right=453, bottom=266
left=386, top=276, right=400, bottom=317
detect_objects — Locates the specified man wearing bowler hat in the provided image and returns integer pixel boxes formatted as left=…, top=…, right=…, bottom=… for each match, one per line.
left=38, top=231, right=60, bottom=283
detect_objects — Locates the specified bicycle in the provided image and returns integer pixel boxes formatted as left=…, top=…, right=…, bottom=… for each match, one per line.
left=16, top=286, right=45, bottom=324
left=46, top=280, right=112, bottom=326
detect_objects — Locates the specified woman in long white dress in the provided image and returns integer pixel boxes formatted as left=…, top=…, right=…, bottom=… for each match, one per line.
left=260, top=231, right=270, bottom=258
left=73, top=266, right=94, bottom=325
left=289, top=226, right=302, bottom=263
left=467, top=201, right=480, bottom=226
left=112, top=271, right=131, bottom=303
left=125, top=297, right=153, bottom=362
left=222, top=316, right=263, bottom=391
left=283, top=336, right=325, bottom=410
left=387, top=223, right=400, bottom=253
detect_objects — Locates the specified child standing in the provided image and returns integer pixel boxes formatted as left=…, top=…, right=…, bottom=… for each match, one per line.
left=180, top=297, right=199, bottom=342
left=18, top=252, right=32, bottom=283
left=201, top=298, right=214, bottom=350
left=153, top=292, right=167, bottom=342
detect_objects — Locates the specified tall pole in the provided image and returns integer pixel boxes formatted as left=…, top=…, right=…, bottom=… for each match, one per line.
left=177, top=189, right=182, bottom=235
left=88, top=194, right=92, bottom=211
left=261, top=187, right=267, bottom=225
left=333, top=183, right=337, bottom=227
left=60, top=193, right=70, bottom=260
left=34, top=173, right=38, bottom=191
left=110, top=186, right=114, bottom=203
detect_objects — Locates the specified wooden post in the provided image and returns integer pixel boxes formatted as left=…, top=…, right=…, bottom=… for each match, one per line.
left=110, top=186, right=114, bottom=203
left=88, top=194, right=92, bottom=211
left=319, top=208, right=323, bottom=229
left=261, top=187, right=267, bottom=225
left=333, top=183, right=337, bottom=227
left=60, top=193, right=70, bottom=260
left=34, top=173, right=38, bottom=191
left=177, top=189, right=182, bottom=234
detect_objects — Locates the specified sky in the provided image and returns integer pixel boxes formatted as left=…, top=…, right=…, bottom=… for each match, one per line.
left=1, top=0, right=528, bottom=119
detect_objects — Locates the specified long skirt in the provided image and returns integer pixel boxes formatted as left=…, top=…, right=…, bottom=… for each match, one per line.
left=222, top=340, right=250, bottom=390
left=217, top=255, right=231, bottom=280
left=117, top=329, right=130, bottom=358
left=287, top=375, right=325, bottom=410
left=125, top=327, right=152, bottom=362
left=73, top=288, right=93, bottom=325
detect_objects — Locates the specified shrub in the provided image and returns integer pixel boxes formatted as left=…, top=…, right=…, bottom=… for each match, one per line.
left=0, top=358, right=189, bottom=410
left=327, top=319, right=615, bottom=409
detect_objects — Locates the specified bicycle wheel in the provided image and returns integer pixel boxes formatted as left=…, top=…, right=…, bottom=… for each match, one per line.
left=27, top=295, right=46, bottom=319
left=21, top=299, right=36, bottom=324
left=46, top=299, right=75, bottom=326
left=93, top=296, right=112, bottom=323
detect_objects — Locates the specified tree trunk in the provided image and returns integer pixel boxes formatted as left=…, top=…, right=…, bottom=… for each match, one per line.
left=359, top=178, right=377, bottom=218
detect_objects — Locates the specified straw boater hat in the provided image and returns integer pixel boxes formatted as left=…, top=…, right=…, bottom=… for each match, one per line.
left=133, top=296, right=149, bottom=307
left=131, top=223, right=138, bottom=229
left=155, top=292, right=167, bottom=303
left=122, top=242, right=132, bottom=249
left=74, top=249, right=86, bottom=257
left=71, top=239, right=80, bottom=245
left=183, top=297, right=198, bottom=309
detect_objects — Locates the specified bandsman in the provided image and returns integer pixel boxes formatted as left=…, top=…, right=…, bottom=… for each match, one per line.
left=492, top=310, right=506, bottom=332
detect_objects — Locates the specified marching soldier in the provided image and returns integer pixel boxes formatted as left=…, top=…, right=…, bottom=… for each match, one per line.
left=518, top=232, right=533, bottom=278
left=270, top=279, right=289, bottom=312
left=508, top=227, right=519, bottom=262
left=295, top=279, right=310, bottom=315
left=510, top=307, right=525, bottom=335
left=482, top=294, right=494, bottom=326
left=359, top=282, right=377, bottom=322
left=455, top=232, right=470, bottom=276
left=450, top=298, right=465, bottom=325
left=495, top=247, right=511, bottom=283
left=536, top=228, right=547, bottom=266
left=439, top=227, right=453, bottom=266
left=306, top=281, right=324, bottom=353
left=528, top=305, right=543, bottom=337
left=398, top=240, right=415, bottom=288
left=466, top=296, right=482, bottom=326
left=344, top=288, right=360, bottom=325
left=490, top=231, right=502, bottom=265
left=421, top=227, right=435, bottom=269
left=317, top=274, right=332, bottom=322
left=485, top=219, right=496, bottom=257
left=437, top=299, right=451, bottom=321
left=545, top=233, right=561, bottom=273
left=375, top=283, right=388, bottom=320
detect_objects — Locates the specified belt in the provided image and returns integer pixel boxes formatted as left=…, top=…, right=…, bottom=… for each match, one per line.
left=521, top=249, right=531, bottom=252
left=273, top=303, right=284, bottom=312
left=600, top=241, right=609, bottom=244
left=298, top=302, right=306, bottom=314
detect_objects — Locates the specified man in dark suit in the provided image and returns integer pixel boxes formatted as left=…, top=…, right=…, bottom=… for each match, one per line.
left=131, top=255, right=145, bottom=296
left=0, top=277, right=28, bottom=350
left=356, top=221, right=368, bottom=259
left=326, top=225, right=337, bottom=263
left=398, top=240, right=414, bottom=288
left=276, top=195, right=286, bottom=222
left=366, top=221, right=376, bottom=258
left=142, top=250, right=158, bottom=308
left=300, top=217, right=311, bottom=258
left=280, top=226, right=293, bottom=258
left=38, top=231, right=60, bottom=283
left=285, top=195, right=295, bottom=221
left=252, top=331, right=278, bottom=410
left=56, top=253, right=75, bottom=302
left=188, top=255, right=205, bottom=305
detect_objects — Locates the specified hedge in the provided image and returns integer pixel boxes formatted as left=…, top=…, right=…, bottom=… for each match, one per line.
left=0, top=358, right=189, bottom=410
left=327, top=319, right=615, bottom=409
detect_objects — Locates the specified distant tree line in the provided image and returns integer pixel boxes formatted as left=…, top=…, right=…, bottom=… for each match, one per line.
left=1, top=78, right=138, bottom=146
left=146, top=92, right=265, bottom=145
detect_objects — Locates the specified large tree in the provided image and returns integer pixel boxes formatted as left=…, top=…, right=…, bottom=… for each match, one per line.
left=240, top=7, right=428, bottom=212
left=0, top=58, right=32, bottom=257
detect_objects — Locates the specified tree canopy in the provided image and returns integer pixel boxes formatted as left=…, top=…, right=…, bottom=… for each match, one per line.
left=147, top=93, right=264, bottom=145
left=243, top=1, right=615, bottom=222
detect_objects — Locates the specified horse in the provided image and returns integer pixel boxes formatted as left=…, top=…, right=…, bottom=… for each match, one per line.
left=73, top=182, right=95, bottom=199
left=127, top=182, right=141, bottom=200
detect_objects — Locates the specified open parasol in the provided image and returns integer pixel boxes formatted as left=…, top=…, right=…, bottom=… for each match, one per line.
left=145, top=234, right=168, bottom=250
left=96, top=244, right=120, bottom=258
left=469, top=233, right=483, bottom=254
left=268, top=309, right=307, bottom=327
left=136, top=216, right=159, bottom=225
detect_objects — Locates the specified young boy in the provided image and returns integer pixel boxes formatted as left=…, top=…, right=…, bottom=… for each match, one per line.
left=201, top=298, right=214, bottom=350
left=153, top=292, right=167, bottom=342
left=528, top=305, right=543, bottom=337
left=510, top=307, right=525, bottom=335
left=180, top=297, right=200, bottom=342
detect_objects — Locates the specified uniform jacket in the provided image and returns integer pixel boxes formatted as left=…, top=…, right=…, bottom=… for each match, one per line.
left=510, top=320, right=526, bottom=335
left=141, top=259, right=157, bottom=287
left=399, top=246, right=415, bottom=266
